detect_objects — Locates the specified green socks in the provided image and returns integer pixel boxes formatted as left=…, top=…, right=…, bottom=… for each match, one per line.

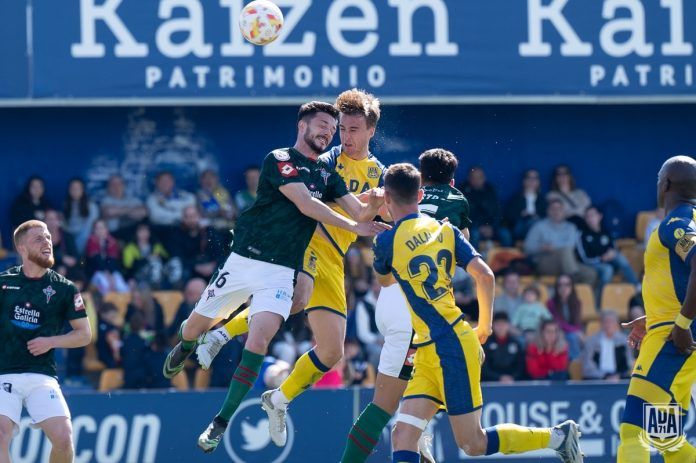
left=218, top=349, right=265, bottom=421
left=341, top=402, right=392, bottom=462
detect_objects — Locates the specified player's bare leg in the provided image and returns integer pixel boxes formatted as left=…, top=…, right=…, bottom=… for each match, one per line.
left=263, top=307, right=345, bottom=446
left=391, top=398, right=440, bottom=462
left=164, top=312, right=220, bottom=378
left=198, top=311, right=283, bottom=453
left=0, top=416, right=13, bottom=463
left=38, top=417, right=74, bottom=463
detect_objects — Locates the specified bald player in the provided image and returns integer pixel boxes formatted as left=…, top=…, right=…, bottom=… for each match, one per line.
left=618, top=155, right=696, bottom=462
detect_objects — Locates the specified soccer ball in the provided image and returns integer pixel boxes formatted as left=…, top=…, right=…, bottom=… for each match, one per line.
left=239, top=1, right=284, bottom=46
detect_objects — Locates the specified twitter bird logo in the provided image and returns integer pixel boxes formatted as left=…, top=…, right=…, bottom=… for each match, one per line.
left=241, top=419, right=271, bottom=451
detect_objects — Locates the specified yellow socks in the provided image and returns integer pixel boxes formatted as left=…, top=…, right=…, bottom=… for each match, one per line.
left=485, top=424, right=551, bottom=455
left=223, top=308, right=250, bottom=338
left=278, top=348, right=330, bottom=401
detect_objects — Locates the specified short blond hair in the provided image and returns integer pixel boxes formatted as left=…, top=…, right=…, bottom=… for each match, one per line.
left=13, top=220, right=47, bottom=250
left=335, top=88, right=381, bottom=128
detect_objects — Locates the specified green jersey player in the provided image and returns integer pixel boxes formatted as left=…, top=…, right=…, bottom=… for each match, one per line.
left=0, top=220, right=92, bottom=463
left=162, top=101, right=389, bottom=454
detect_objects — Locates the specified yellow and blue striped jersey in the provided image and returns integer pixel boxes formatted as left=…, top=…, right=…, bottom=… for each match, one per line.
left=643, top=203, right=696, bottom=329
left=318, top=145, right=386, bottom=255
left=373, top=213, right=480, bottom=345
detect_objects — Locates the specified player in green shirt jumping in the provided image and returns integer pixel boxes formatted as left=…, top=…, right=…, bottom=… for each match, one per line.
left=0, top=220, right=92, bottom=463
left=162, top=101, right=389, bottom=454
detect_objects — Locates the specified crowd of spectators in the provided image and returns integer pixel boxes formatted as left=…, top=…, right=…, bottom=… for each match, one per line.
left=0, top=162, right=652, bottom=391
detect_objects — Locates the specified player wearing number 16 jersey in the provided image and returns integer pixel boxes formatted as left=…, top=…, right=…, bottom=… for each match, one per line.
left=374, top=164, right=583, bottom=463
left=161, top=101, right=389, bottom=454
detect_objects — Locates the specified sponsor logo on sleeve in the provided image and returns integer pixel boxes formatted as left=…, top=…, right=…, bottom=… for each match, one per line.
left=676, top=234, right=696, bottom=261
left=273, top=150, right=290, bottom=161
left=277, top=162, right=298, bottom=178
left=74, top=293, right=85, bottom=311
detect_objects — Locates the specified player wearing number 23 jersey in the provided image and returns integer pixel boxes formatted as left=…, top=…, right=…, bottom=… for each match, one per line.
left=373, top=214, right=483, bottom=414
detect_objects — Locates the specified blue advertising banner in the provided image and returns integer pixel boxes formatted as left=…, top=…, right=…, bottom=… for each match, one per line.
left=1, top=0, right=696, bottom=104
left=8, top=382, right=695, bottom=462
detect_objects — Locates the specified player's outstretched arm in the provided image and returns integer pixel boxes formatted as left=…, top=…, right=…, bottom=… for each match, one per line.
left=279, top=183, right=390, bottom=236
left=27, top=318, right=92, bottom=356
left=466, top=257, right=495, bottom=345
left=669, top=254, right=696, bottom=354
left=336, top=188, right=385, bottom=222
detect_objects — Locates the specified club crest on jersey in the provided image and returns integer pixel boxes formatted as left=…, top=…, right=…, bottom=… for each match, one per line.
left=43, top=286, right=56, bottom=303
left=320, top=168, right=331, bottom=185
left=367, top=167, right=379, bottom=179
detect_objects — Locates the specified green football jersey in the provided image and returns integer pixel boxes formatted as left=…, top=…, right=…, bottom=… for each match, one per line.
left=0, top=266, right=87, bottom=378
left=419, top=184, right=472, bottom=230
left=232, top=148, right=349, bottom=270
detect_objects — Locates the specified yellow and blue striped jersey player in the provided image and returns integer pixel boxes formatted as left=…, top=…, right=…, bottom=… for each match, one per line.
left=618, top=155, right=696, bottom=463
left=373, top=163, right=583, bottom=463
left=194, top=89, right=387, bottom=446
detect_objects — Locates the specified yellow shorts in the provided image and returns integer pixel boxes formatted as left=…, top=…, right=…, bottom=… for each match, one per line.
left=622, top=324, right=696, bottom=429
left=403, top=320, right=484, bottom=415
left=301, top=233, right=346, bottom=318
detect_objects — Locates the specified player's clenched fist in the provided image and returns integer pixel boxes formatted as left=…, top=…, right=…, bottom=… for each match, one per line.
left=27, top=337, right=54, bottom=356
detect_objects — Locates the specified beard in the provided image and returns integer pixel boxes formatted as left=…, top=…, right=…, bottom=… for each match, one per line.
left=303, top=129, right=327, bottom=155
left=27, top=249, right=55, bottom=269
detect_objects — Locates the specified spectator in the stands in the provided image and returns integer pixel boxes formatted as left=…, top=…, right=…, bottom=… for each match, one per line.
left=355, top=279, right=383, bottom=368
left=628, top=292, right=645, bottom=322
left=125, top=286, right=165, bottom=336
left=122, top=222, right=180, bottom=288
left=461, top=166, right=512, bottom=247
left=494, top=270, right=523, bottom=318
left=167, top=277, right=207, bottom=341
left=547, top=274, right=584, bottom=360
left=120, top=311, right=150, bottom=389
left=524, top=199, right=597, bottom=285
left=197, top=169, right=235, bottom=230
left=64, top=178, right=100, bottom=253
left=526, top=320, right=569, bottom=380
left=146, top=171, right=196, bottom=230
left=506, top=169, right=547, bottom=241
left=343, top=337, right=375, bottom=387
left=10, top=175, right=52, bottom=229
left=45, top=209, right=83, bottom=282
left=100, top=174, right=148, bottom=239
left=120, top=311, right=169, bottom=389
left=546, top=165, right=591, bottom=224
left=511, top=285, right=553, bottom=338
left=164, top=205, right=218, bottom=281
left=96, top=302, right=122, bottom=368
left=581, top=310, right=633, bottom=380
left=85, top=220, right=129, bottom=294
left=576, top=206, right=639, bottom=292
left=643, top=208, right=665, bottom=247
left=234, top=165, right=260, bottom=215
left=482, top=313, right=526, bottom=383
